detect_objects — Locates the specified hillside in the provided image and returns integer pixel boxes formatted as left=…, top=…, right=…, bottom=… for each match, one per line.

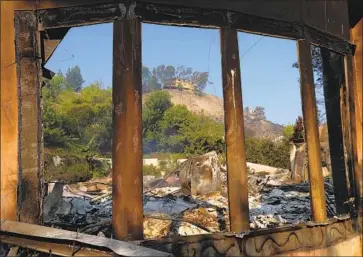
left=143, top=89, right=283, bottom=139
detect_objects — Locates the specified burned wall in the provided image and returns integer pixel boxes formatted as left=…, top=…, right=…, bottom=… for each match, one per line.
left=141, top=218, right=362, bottom=256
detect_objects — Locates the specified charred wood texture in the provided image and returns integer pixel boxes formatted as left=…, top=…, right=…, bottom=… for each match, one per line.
left=1, top=217, right=361, bottom=257
left=112, top=17, right=143, bottom=240
left=220, top=27, right=250, bottom=232
left=350, top=19, right=363, bottom=215
left=141, top=216, right=361, bottom=256
left=14, top=11, right=44, bottom=224
left=321, top=48, right=351, bottom=215
left=297, top=40, right=327, bottom=223
left=344, top=55, right=358, bottom=204
left=37, top=2, right=354, bottom=55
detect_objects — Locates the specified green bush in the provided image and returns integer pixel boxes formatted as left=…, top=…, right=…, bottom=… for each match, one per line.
left=43, top=74, right=112, bottom=155
left=245, top=138, right=290, bottom=169
left=143, top=164, right=162, bottom=177
left=162, top=154, right=180, bottom=172
left=44, top=153, right=92, bottom=183
left=92, top=168, right=109, bottom=178
left=142, top=153, right=185, bottom=178
left=283, top=124, right=294, bottom=141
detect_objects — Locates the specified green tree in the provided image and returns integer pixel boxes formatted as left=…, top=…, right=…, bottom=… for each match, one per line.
left=152, top=65, right=168, bottom=87
left=65, top=65, right=85, bottom=92
left=42, top=72, right=72, bottom=146
left=149, top=76, right=162, bottom=91
left=142, top=90, right=172, bottom=152
left=152, top=64, right=210, bottom=94
left=43, top=75, right=112, bottom=154
left=245, top=137, right=290, bottom=169
left=282, top=124, right=294, bottom=141
left=143, top=65, right=162, bottom=91
left=142, top=66, right=152, bottom=92
left=191, top=71, right=209, bottom=94
left=141, top=90, right=225, bottom=155
left=152, top=65, right=176, bottom=87
left=176, top=66, right=193, bottom=81
left=253, top=106, right=266, bottom=120
left=43, top=71, right=72, bottom=99
left=180, top=113, right=225, bottom=154
left=165, top=65, right=176, bottom=80
left=77, top=83, right=112, bottom=153
left=160, top=105, right=192, bottom=152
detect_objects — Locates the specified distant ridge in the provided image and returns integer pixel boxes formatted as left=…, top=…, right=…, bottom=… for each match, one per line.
left=143, top=89, right=284, bottom=139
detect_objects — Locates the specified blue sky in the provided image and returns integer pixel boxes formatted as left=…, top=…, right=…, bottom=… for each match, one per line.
left=46, top=23, right=302, bottom=125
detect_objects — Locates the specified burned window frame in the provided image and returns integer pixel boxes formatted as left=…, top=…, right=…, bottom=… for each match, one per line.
left=13, top=0, right=360, bottom=241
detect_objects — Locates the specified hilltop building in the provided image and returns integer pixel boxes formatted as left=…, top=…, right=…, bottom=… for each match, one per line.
left=163, top=78, right=195, bottom=92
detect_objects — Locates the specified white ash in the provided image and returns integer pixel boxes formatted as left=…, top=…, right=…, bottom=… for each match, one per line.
left=44, top=175, right=336, bottom=238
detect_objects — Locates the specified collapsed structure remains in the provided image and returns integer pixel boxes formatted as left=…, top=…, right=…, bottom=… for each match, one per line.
left=1, top=0, right=362, bottom=256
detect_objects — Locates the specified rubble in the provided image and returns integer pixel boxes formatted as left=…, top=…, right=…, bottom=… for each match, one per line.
left=178, top=151, right=225, bottom=195
left=43, top=152, right=337, bottom=239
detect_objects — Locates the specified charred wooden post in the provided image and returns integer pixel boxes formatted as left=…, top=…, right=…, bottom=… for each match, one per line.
left=14, top=11, right=43, bottom=224
left=341, top=57, right=355, bottom=203
left=112, top=18, right=143, bottom=240
left=345, top=55, right=359, bottom=209
left=220, top=28, right=250, bottom=232
left=350, top=18, right=363, bottom=214
left=320, top=48, right=350, bottom=215
left=297, top=40, right=327, bottom=222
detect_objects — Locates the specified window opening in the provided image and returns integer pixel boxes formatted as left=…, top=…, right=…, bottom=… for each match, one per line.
left=141, top=24, right=229, bottom=238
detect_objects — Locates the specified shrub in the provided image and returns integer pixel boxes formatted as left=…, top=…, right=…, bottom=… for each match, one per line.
left=44, top=153, right=92, bottom=183
left=245, top=138, right=290, bottom=169
left=143, top=164, right=162, bottom=177
left=92, top=168, right=109, bottom=178
left=282, top=124, right=294, bottom=141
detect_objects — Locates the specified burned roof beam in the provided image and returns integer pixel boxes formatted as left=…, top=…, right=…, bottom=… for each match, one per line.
left=40, top=27, right=69, bottom=64
left=39, top=27, right=69, bottom=80
left=42, top=67, right=55, bottom=80
left=37, top=1, right=355, bottom=55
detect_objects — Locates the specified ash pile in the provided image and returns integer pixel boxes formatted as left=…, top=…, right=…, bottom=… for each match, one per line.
left=44, top=151, right=336, bottom=239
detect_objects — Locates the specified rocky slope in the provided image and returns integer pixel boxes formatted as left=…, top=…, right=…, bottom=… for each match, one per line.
left=143, top=89, right=283, bottom=139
